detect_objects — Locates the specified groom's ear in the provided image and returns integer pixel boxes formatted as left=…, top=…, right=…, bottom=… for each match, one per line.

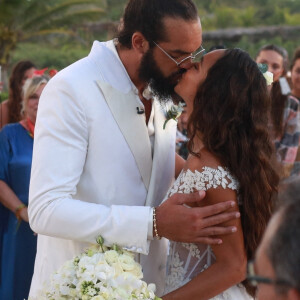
left=132, top=32, right=149, bottom=54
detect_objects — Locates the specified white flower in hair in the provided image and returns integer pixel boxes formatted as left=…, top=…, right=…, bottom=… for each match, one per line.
left=263, top=71, right=273, bottom=86
left=258, top=63, right=273, bottom=86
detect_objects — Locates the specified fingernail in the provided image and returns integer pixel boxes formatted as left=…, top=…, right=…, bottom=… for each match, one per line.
left=230, top=201, right=236, bottom=207
left=199, top=190, right=205, bottom=197
left=217, top=240, right=222, bottom=244
left=235, top=212, right=241, bottom=218
left=231, top=227, right=237, bottom=232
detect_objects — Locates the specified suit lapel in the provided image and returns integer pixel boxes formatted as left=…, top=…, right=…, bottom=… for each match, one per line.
left=145, top=99, right=176, bottom=207
left=96, top=80, right=152, bottom=190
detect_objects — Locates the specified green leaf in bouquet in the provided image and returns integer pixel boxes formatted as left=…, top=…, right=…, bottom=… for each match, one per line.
left=112, top=244, right=121, bottom=252
left=74, top=256, right=80, bottom=266
left=81, top=280, right=99, bottom=295
left=87, top=248, right=95, bottom=257
left=96, top=235, right=104, bottom=246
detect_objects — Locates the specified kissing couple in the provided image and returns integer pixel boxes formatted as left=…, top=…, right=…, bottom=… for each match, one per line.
left=28, top=0, right=278, bottom=299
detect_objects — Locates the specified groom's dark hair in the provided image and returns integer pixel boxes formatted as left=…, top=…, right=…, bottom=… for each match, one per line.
left=117, top=0, right=199, bottom=48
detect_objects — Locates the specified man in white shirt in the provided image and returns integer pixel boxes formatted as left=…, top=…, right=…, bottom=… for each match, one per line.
left=28, top=0, right=240, bottom=297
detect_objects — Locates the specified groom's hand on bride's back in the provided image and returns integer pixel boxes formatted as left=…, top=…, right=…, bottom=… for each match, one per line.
left=155, top=191, right=240, bottom=245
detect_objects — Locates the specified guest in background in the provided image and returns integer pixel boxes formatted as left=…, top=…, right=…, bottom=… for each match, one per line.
left=289, top=48, right=300, bottom=177
left=256, top=44, right=289, bottom=82
left=256, top=44, right=300, bottom=179
left=248, top=179, right=300, bottom=300
left=0, top=60, right=36, bottom=129
left=0, top=75, right=49, bottom=300
left=290, top=47, right=300, bottom=101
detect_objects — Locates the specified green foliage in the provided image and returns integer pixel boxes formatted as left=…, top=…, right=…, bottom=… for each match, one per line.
left=285, top=12, right=300, bottom=25
left=201, top=5, right=257, bottom=29
left=11, top=42, right=89, bottom=71
left=239, top=7, right=257, bottom=27
left=106, top=0, right=127, bottom=21
left=98, top=0, right=300, bottom=30
left=1, top=0, right=300, bottom=93
left=0, top=92, right=8, bottom=103
left=205, top=35, right=300, bottom=61
left=0, top=0, right=107, bottom=66
left=215, top=6, right=242, bottom=28
left=196, top=0, right=300, bottom=29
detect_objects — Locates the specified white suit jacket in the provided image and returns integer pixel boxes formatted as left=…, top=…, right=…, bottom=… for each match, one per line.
left=28, top=40, right=176, bottom=297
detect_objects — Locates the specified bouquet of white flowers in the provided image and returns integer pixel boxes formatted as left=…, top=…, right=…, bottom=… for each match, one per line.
left=37, top=237, right=162, bottom=300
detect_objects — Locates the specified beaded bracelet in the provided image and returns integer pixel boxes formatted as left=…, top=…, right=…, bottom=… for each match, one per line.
left=153, top=207, right=161, bottom=240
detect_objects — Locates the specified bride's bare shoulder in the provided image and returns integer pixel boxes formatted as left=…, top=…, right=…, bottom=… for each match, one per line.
left=184, top=148, right=224, bottom=173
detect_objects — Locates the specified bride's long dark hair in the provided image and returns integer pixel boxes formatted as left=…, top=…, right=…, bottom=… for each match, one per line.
left=187, top=48, right=279, bottom=296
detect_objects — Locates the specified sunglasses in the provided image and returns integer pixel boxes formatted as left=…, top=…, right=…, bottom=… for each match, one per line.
left=247, top=260, right=293, bottom=288
left=153, top=41, right=206, bottom=66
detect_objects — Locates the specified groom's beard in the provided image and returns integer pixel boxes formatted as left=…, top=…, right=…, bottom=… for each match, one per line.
left=138, top=48, right=186, bottom=104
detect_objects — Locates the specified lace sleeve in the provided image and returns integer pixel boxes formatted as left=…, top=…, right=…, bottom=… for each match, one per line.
left=164, top=167, right=247, bottom=298
left=165, top=239, right=252, bottom=299
left=168, top=166, right=239, bottom=197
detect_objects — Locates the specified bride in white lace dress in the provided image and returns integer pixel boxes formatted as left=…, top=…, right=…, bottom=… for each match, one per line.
left=160, top=49, right=279, bottom=300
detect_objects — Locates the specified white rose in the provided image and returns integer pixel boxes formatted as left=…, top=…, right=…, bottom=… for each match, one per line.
left=130, top=264, right=143, bottom=278
left=147, top=283, right=156, bottom=293
left=91, top=296, right=106, bottom=300
left=263, top=71, right=273, bottom=86
left=118, top=255, right=143, bottom=278
left=170, top=105, right=178, bottom=114
left=114, top=286, right=131, bottom=298
left=118, top=254, right=136, bottom=271
left=104, top=250, right=119, bottom=264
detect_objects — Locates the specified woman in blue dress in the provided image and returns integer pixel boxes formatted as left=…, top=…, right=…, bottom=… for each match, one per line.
left=0, top=75, right=49, bottom=300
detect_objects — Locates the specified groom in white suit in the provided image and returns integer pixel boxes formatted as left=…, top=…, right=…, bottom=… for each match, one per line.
left=28, top=0, right=240, bottom=297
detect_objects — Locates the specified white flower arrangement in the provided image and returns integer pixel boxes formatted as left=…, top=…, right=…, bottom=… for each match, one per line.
left=258, top=63, right=273, bottom=86
left=263, top=71, right=273, bottom=86
left=163, top=102, right=184, bottom=129
left=36, top=237, right=161, bottom=300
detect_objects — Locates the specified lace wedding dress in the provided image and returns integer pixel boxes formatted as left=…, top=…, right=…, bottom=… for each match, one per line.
left=163, top=166, right=253, bottom=300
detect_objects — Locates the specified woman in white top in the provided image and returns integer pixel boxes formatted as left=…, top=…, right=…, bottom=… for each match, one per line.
left=161, top=48, right=279, bottom=299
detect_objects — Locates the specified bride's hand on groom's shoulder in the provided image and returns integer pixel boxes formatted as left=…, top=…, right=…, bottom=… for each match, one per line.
left=155, top=191, right=240, bottom=245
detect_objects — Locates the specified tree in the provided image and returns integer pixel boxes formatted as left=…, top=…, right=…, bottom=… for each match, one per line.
left=0, top=0, right=106, bottom=70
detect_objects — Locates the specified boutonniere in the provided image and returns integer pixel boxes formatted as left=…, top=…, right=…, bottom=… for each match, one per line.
left=258, top=63, right=273, bottom=86
left=163, top=102, right=184, bottom=130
